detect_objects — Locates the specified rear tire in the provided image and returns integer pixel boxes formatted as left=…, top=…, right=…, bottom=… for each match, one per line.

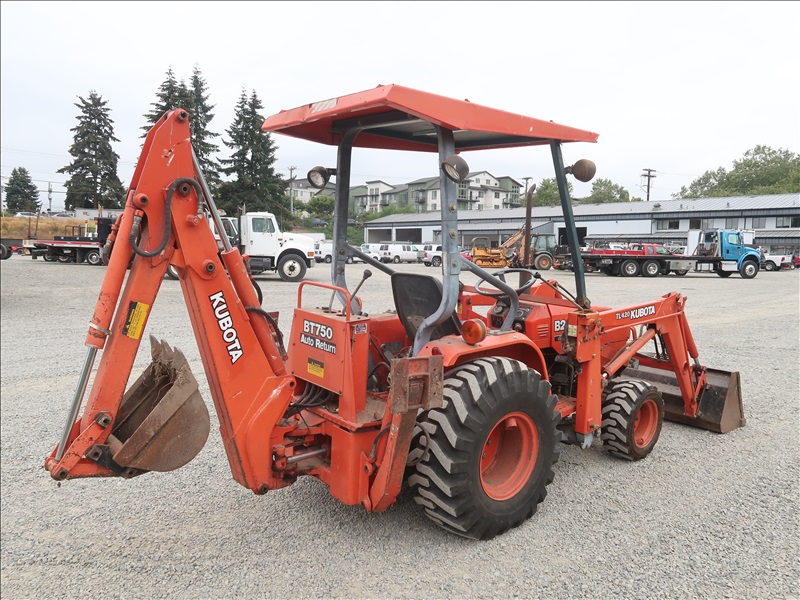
left=534, top=254, right=553, bottom=270
left=393, top=255, right=401, bottom=264
left=408, top=357, right=560, bottom=540
left=674, top=269, right=688, bottom=277
left=0, top=244, right=10, bottom=260
left=620, top=259, right=639, bottom=277
left=642, top=259, right=660, bottom=277
left=324, top=255, right=332, bottom=264
left=601, top=380, right=664, bottom=461
left=277, top=254, right=307, bottom=282
left=763, top=261, right=776, bottom=272
left=57, top=255, right=73, bottom=263
left=432, top=256, right=442, bottom=267
left=86, top=249, right=102, bottom=266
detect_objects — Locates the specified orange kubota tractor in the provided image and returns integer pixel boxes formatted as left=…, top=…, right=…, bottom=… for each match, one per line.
left=45, top=85, right=745, bottom=540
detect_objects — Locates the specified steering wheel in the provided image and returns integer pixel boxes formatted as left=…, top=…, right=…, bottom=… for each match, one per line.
left=473, top=268, right=538, bottom=298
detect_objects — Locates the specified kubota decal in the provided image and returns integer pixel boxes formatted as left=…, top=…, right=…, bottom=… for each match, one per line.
left=209, top=291, right=243, bottom=363
left=615, top=304, right=656, bottom=321
left=122, top=301, right=150, bottom=339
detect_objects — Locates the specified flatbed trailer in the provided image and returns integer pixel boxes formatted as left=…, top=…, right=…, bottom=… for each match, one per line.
left=29, top=217, right=115, bottom=265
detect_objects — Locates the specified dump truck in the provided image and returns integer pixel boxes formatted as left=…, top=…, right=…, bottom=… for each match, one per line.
left=44, top=85, right=744, bottom=541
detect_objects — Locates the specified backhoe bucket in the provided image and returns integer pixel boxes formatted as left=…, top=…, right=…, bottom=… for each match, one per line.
left=620, top=365, right=745, bottom=433
left=110, top=337, right=210, bottom=472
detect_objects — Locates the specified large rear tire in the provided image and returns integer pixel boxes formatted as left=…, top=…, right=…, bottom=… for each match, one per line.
left=601, top=380, right=664, bottom=461
left=408, top=357, right=560, bottom=540
left=277, top=254, right=307, bottom=282
left=534, top=254, right=553, bottom=270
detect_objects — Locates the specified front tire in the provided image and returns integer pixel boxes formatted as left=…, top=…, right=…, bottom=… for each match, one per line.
left=393, top=255, right=401, bottom=264
left=601, top=380, right=664, bottom=461
left=739, top=260, right=759, bottom=279
left=277, top=254, right=307, bottom=282
left=408, top=357, right=560, bottom=540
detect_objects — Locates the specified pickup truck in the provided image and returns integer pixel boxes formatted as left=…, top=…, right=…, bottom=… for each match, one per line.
left=761, top=251, right=794, bottom=271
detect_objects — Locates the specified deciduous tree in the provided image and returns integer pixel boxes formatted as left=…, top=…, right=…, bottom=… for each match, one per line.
left=585, top=178, right=630, bottom=204
left=674, top=146, right=800, bottom=198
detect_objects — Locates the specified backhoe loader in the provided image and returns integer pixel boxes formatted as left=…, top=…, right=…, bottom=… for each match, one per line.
left=45, top=85, right=745, bottom=540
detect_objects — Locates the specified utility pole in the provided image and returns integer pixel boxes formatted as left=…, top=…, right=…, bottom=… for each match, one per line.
left=642, top=168, right=656, bottom=202
left=48, top=182, right=53, bottom=213
left=522, top=177, right=533, bottom=268
left=288, top=166, right=297, bottom=215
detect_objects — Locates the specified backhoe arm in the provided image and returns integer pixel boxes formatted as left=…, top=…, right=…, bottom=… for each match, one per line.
left=45, top=109, right=296, bottom=492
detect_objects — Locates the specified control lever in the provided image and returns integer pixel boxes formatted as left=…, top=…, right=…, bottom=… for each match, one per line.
left=349, top=269, right=372, bottom=315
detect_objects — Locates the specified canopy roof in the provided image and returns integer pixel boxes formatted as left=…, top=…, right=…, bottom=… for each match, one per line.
left=261, top=84, right=599, bottom=153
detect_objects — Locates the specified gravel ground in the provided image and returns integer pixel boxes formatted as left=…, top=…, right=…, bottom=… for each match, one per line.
left=1, top=255, right=798, bottom=600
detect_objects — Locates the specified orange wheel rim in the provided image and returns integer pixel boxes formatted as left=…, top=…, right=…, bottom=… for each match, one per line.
left=633, top=399, right=659, bottom=448
left=480, top=412, right=538, bottom=501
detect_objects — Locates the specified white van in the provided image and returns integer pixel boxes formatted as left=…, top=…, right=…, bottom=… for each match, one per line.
left=315, top=240, right=333, bottom=263
left=379, top=243, right=420, bottom=264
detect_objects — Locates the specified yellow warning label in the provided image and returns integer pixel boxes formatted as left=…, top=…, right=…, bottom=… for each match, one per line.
left=308, top=358, right=324, bottom=378
left=122, top=301, right=150, bottom=339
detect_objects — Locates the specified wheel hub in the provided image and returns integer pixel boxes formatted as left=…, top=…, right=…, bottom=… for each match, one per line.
left=480, top=412, right=538, bottom=501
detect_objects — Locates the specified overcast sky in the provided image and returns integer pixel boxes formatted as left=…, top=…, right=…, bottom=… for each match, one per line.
left=2, top=1, right=798, bottom=212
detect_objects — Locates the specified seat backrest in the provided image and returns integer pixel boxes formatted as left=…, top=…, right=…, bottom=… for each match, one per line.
left=391, top=273, right=461, bottom=344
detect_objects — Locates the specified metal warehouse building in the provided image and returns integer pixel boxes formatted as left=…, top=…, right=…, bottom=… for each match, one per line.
left=363, top=193, right=800, bottom=255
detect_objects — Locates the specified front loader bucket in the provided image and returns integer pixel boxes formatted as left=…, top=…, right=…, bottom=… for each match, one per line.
left=110, top=337, right=210, bottom=471
left=620, top=365, right=746, bottom=433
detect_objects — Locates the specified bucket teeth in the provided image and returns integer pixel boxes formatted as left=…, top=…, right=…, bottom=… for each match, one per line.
left=111, top=336, right=210, bottom=472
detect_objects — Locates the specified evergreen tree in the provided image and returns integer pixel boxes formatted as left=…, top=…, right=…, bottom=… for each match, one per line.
left=188, top=65, right=221, bottom=187
left=4, top=167, right=40, bottom=213
left=217, top=88, right=287, bottom=219
left=57, top=91, right=126, bottom=210
left=141, top=67, right=192, bottom=136
left=141, top=65, right=221, bottom=187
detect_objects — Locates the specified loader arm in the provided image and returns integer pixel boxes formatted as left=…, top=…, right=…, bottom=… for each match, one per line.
left=45, top=109, right=295, bottom=492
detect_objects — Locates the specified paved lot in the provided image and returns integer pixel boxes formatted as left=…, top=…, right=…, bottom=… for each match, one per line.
left=1, top=255, right=798, bottom=599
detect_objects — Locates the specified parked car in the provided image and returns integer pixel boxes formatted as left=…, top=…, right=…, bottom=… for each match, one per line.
left=420, top=244, right=443, bottom=267
left=14, top=211, right=38, bottom=218
left=51, top=212, right=76, bottom=219
left=379, top=243, right=420, bottom=263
